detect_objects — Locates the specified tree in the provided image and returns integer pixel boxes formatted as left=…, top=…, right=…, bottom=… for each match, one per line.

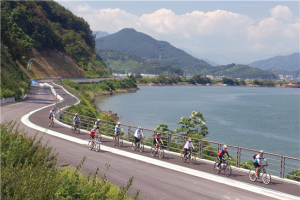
left=175, top=111, right=208, bottom=137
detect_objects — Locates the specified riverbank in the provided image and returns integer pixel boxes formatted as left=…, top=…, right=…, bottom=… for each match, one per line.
left=138, top=83, right=284, bottom=87
left=62, top=77, right=138, bottom=121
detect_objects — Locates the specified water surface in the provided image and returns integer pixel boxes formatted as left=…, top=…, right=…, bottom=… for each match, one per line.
left=95, top=86, right=300, bottom=158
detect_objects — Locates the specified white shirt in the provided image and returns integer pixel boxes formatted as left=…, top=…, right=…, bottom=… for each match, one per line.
left=134, top=129, right=144, bottom=138
left=184, top=141, right=195, bottom=149
left=255, top=154, right=267, bottom=163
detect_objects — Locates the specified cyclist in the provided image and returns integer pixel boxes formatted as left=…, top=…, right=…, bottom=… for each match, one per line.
left=216, top=145, right=231, bottom=170
left=153, top=132, right=164, bottom=151
left=72, top=113, right=80, bottom=129
left=94, top=118, right=102, bottom=134
left=48, top=108, right=55, bottom=125
left=253, top=150, right=269, bottom=178
left=114, top=122, right=122, bottom=140
left=90, top=125, right=97, bottom=146
left=183, top=138, right=195, bottom=159
left=134, top=126, right=144, bottom=146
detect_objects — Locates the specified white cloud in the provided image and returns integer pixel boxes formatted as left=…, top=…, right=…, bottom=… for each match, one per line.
left=270, top=5, right=294, bottom=23
left=72, top=4, right=299, bottom=57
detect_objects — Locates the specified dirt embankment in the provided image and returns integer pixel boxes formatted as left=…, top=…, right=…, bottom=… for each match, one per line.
left=21, top=48, right=84, bottom=79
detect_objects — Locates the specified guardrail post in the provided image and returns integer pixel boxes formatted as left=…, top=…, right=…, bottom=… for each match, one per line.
left=199, top=140, right=203, bottom=159
left=66, top=112, right=69, bottom=125
left=106, top=122, right=109, bottom=135
left=217, top=143, right=221, bottom=153
left=87, top=118, right=90, bottom=131
left=127, top=127, right=131, bottom=142
left=280, top=156, right=285, bottom=178
left=236, top=147, right=241, bottom=167
left=167, top=134, right=170, bottom=151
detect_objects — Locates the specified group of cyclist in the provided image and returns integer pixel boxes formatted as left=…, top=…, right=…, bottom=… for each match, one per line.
left=56, top=112, right=269, bottom=179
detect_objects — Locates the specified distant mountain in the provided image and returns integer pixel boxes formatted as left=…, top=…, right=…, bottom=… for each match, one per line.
left=96, top=28, right=212, bottom=74
left=201, top=59, right=220, bottom=66
left=93, top=31, right=110, bottom=39
left=96, top=49, right=184, bottom=75
left=248, top=53, right=300, bottom=71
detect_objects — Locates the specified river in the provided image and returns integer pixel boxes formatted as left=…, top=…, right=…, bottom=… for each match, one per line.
left=95, top=85, right=300, bottom=158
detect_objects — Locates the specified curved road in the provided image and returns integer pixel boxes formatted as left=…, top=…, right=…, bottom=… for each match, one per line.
left=1, top=81, right=299, bottom=200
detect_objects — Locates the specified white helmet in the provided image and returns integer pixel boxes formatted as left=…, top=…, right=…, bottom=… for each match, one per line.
left=97, top=119, right=100, bottom=122
left=188, top=137, right=192, bottom=142
left=138, top=126, right=141, bottom=129
left=117, top=122, right=121, bottom=125
left=75, top=113, right=78, bottom=115
left=156, top=132, right=160, bottom=135
left=259, top=150, right=264, bottom=153
left=223, top=145, right=227, bottom=149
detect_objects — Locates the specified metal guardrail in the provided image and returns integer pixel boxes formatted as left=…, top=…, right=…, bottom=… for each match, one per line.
left=54, top=88, right=300, bottom=181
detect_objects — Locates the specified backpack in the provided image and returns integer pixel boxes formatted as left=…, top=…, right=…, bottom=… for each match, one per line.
left=253, top=153, right=258, bottom=159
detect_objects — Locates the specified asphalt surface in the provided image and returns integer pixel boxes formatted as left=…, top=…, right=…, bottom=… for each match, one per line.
left=1, top=81, right=299, bottom=200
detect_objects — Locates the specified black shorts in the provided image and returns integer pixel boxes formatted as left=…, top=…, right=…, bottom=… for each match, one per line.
left=153, top=140, right=157, bottom=145
left=49, top=116, right=53, bottom=119
left=253, top=163, right=260, bottom=168
left=90, top=136, right=95, bottom=139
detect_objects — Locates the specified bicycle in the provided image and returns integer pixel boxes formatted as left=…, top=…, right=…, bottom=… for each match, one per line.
left=113, top=133, right=123, bottom=147
left=214, top=158, right=232, bottom=176
left=71, top=122, right=80, bottom=134
left=249, top=165, right=271, bottom=184
left=88, top=139, right=100, bottom=152
left=181, top=148, right=196, bottom=165
left=49, top=116, right=54, bottom=128
left=132, top=136, right=144, bottom=153
left=150, top=143, right=164, bottom=159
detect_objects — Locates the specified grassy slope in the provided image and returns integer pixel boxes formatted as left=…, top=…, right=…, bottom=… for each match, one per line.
left=1, top=121, right=138, bottom=199
left=1, top=44, right=31, bottom=100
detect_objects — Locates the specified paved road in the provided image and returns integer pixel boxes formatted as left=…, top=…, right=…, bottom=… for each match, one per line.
left=1, top=81, right=299, bottom=200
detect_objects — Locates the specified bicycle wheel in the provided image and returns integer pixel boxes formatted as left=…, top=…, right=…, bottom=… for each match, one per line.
left=51, top=121, right=54, bottom=128
left=225, top=165, right=231, bottom=176
left=119, top=139, right=123, bottom=147
left=249, top=170, right=257, bottom=182
left=132, top=142, right=137, bottom=151
left=150, top=147, right=156, bottom=157
left=95, top=143, right=100, bottom=152
left=88, top=141, right=93, bottom=151
left=113, top=137, right=117, bottom=146
left=181, top=153, right=186, bottom=163
left=190, top=153, right=196, bottom=165
left=214, top=162, right=221, bottom=174
left=262, top=172, right=271, bottom=184
left=158, top=148, right=164, bottom=159
left=139, top=142, right=144, bottom=153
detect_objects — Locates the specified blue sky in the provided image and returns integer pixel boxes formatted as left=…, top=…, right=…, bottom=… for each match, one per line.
left=57, top=1, right=300, bottom=64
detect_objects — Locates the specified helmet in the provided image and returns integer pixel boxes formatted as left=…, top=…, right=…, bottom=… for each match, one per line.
left=188, top=137, right=192, bottom=142
left=75, top=113, right=78, bottom=116
left=156, top=132, right=160, bottom=135
left=97, top=118, right=100, bottom=122
left=93, top=125, right=97, bottom=128
left=138, top=126, right=141, bottom=129
left=223, top=145, right=227, bottom=149
left=117, top=122, right=121, bottom=125
left=259, top=150, right=264, bottom=153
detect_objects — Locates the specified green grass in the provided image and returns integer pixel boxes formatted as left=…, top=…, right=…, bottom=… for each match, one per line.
left=1, top=121, right=139, bottom=199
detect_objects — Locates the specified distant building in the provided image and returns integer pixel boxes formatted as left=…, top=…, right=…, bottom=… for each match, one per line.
left=187, top=76, right=192, bottom=78
left=214, top=76, right=221, bottom=80
left=206, top=75, right=214, bottom=79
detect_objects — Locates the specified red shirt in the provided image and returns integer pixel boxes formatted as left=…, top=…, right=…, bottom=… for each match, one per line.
left=90, top=130, right=96, bottom=136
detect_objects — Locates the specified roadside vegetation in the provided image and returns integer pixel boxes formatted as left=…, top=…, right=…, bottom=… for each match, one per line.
left=1, top=121, right=139, bottom=199
left=59, top=77, right=137, bottom=122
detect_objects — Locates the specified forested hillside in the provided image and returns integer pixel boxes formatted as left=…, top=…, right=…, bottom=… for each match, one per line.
left=203, top=64, right=277, bottom=79
left=1, top=1, right=110, bottom=78
left=97, top=49, right=184, bottom=75
left=248, top=53, right=299, bottom=71
left=96, top=28, right=211, bottom=74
